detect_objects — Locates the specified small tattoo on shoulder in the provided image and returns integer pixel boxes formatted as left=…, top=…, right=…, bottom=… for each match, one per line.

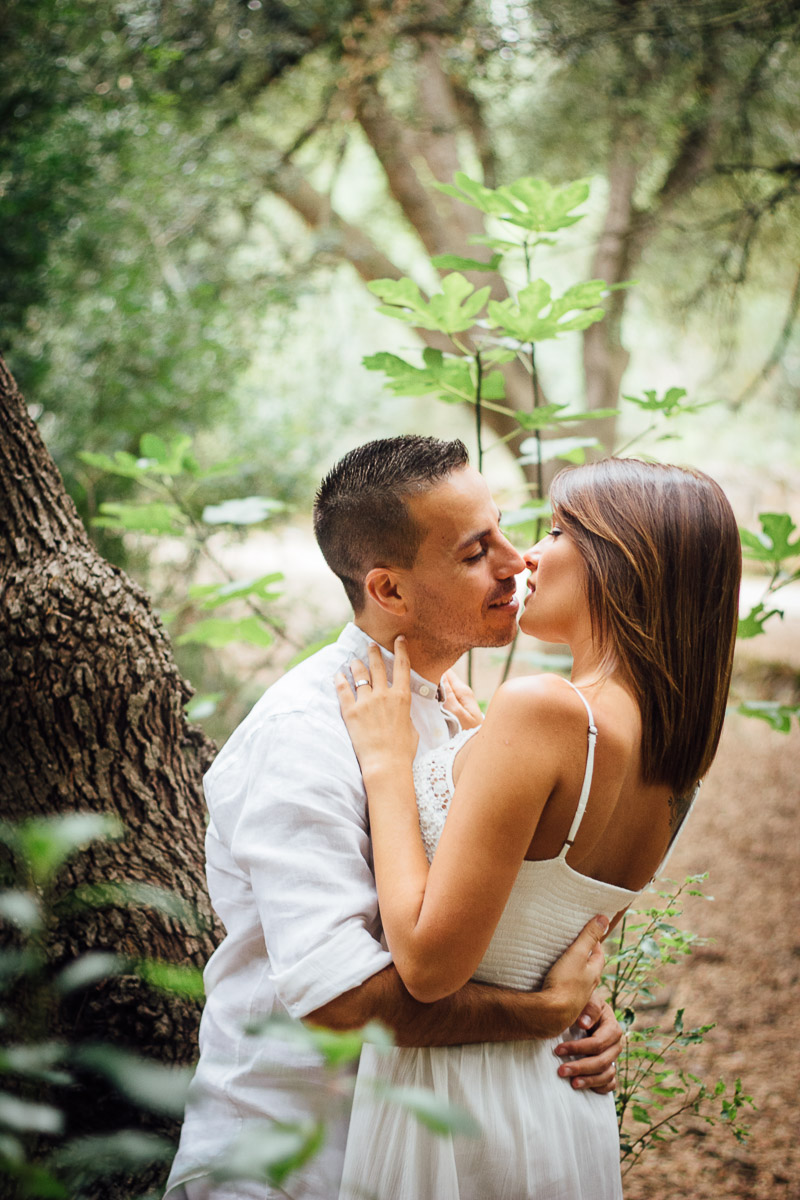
left=668, top=792, right=692, bottom=831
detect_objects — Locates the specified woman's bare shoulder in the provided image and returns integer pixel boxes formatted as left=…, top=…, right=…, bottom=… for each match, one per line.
left=483, top=673, right=588, bottom=735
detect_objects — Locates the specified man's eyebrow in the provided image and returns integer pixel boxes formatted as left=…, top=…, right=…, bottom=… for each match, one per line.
left=455, top=510, right=503, bottom=553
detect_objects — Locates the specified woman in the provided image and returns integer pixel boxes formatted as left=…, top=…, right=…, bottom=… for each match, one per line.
left=334, top=458, right=741, bottom=1200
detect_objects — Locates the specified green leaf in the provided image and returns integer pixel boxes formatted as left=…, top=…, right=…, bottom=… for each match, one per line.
left=138, top=433, right=169, bottom=462
left=638, top=935, right=661, bottom=959
left=501, top=176, right=591, bottom=233
left=92, top=501, right=187, bottom=536
left=488, top=279, right=605, bottom=343
left=513, top=404, right=619, bottom=433
left=435, top=173, right=516, bottom=216
left=78, top=449, right=151, bottom=480
left=368, top=274, right=490, bottom=335
left=436, top=173, right=591, bottom=235
left=245, top=1014, right=391, bottom=1063
left=47, top=1131, right=174, bottom=1181
left=736, top=700, right=799, bottom=732
left=740, top=512, right=800, bottom=564
left=212, top=1121, right=324, bottom=1188
left=0, top=891, right=43, bottom=933
left=468, top=233, right=525, bottom=252
left=621, top=387, right=695, bottom=417
left=375, top=1085, right=481, bottom=1137
left=0, top=1092, right=63, bottom=1135
left=55, top=953, right=124, bottom=994
left=481, top=346, right=518, bottom=365
left=137, top=432, right=197, bottom=475
left=75, top=1046, right=194, bottom=1117
left=55, top=880, right=200, bottom=929
left=84, top=434, right=199, bottom=479
left=431, top=253, right=503, bottom=272
left=132, top=959, right=205, bottom=999
left=176, top=616, right=274, bottom=649
left=302, top=1020, right=393, bottom=1069
left=363, top=349, right=502, bottom=406
left=189, top=573, right=283, bottom=610
left=201, top=497, right=285, bottom=526
left=0, top=1044, right=71, bottom=1087
left=512, top=403, right=568, bottom=431
left=12, top=813, right=124, bottom=888
left=737, top=602, right=783, bottom=639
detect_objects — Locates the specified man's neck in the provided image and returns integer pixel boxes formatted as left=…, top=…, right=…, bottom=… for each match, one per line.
left=353, top=615, right=455, bottom=684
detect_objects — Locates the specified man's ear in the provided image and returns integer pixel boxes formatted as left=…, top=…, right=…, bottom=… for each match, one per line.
left=363, top=567, right=408, bottom=615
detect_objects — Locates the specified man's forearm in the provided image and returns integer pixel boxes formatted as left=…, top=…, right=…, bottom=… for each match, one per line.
left=307, top=964, right=572, bottom=1047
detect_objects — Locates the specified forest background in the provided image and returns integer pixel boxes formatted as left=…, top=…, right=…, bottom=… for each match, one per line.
left=1, top=1, right=800, bottom=1198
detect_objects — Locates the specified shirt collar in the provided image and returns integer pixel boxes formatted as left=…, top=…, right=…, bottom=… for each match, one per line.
left=339, top=622, right=446, bottom=703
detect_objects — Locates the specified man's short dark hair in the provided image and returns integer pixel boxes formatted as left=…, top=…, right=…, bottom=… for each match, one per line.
left=313, top=435, right=469, bottom=612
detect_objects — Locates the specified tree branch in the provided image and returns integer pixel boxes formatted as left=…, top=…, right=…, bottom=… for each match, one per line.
left=651, top=32, right=726, bottom=220
left=449, top=75, right=499, bottom=189
left=350, top=75, right=455, bottom=258
left=732, top=263, right=800, bottom=408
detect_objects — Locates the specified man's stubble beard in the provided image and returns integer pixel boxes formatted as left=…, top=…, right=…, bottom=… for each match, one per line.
left=408, top=585, right=517, bottom=668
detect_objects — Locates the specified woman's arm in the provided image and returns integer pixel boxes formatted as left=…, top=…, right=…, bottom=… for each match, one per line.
left=335, top=638, right=583, bottom=1003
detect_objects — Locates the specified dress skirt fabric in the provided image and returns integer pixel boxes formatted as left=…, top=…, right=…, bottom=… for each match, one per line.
left=340, top=1036, right=622, bottom=1200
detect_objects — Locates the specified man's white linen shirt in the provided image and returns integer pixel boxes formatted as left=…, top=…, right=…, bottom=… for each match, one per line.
left=165, top=622, right=460, bottom=1198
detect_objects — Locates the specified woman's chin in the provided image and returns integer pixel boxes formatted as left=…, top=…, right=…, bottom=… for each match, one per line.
left=518, top=612, right=567, bottom=645
left=517, top=611, right=538, bottom=638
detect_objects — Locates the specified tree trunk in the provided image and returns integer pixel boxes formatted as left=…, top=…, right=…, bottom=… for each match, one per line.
left=0, top=355, right=220, bottom=1195
left=580, top=37, right=726, bottom=452
left=581, top=138, right=639, bottom=453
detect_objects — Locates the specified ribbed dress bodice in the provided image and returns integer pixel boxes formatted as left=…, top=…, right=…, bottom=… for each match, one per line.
left=412, top=722, right=640, bottom=992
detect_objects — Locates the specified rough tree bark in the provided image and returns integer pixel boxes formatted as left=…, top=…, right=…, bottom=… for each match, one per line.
left=0, top=355, right=220, bottom=1194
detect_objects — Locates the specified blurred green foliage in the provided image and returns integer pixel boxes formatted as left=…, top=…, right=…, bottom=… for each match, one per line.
left=0, top=815, right=478, bottom=1198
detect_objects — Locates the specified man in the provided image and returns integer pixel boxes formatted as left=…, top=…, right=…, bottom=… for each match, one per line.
left=166, top=436, right=621, bottom=1200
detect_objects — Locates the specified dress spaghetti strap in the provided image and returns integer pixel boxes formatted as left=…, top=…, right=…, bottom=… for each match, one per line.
left=557, top=678, right=598, bottom=860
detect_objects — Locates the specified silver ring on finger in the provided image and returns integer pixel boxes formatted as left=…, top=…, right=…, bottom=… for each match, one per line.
left=354, top=679, right=372, bottom=690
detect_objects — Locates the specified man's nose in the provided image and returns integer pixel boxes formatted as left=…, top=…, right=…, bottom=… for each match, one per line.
left=497, top=536, right=526, bottom=576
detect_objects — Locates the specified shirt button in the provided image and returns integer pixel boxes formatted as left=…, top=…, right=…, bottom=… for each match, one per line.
left=419, top=685, right=431, bottom=697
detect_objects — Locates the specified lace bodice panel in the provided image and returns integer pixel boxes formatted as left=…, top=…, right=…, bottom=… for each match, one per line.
left=413, top=727, right=478, bottom=862
left=411, top=726, right=638, bottom=992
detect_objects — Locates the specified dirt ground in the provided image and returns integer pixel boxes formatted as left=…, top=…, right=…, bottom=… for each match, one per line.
left=619, top=618, right=800, bottom=1199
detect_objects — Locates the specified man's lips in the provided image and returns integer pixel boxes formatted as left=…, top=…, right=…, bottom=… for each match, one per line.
left=488, top=592, right=519, bottom=610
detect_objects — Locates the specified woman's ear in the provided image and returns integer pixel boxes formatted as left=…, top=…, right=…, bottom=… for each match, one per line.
left=363, top=567, right=408, bottom=615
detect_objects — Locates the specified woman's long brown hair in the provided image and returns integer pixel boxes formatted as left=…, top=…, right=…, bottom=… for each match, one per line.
left=549, top=458, right=742, bottom=797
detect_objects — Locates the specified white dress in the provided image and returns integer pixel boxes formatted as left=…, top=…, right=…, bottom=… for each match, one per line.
left=339, top=684, right=688, bottom=1200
